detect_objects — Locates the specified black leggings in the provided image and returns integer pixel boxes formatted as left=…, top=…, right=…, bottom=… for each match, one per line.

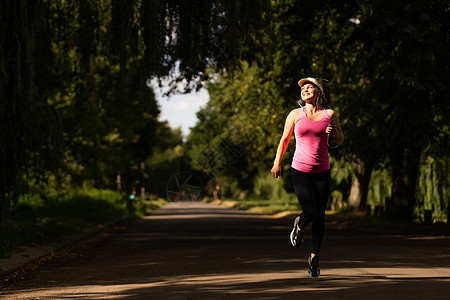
left=291, top=168, right=330, bottom=254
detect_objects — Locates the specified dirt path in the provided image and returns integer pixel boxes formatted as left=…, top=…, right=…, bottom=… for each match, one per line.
left=1, top=202, right=450, bottom=299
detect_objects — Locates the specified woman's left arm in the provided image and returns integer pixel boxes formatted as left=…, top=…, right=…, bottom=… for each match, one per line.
left=326, top=110, right=344, bottom=146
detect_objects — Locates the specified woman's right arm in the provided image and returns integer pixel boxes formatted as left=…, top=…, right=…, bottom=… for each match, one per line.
left=271, top=109, right=297, bottom=178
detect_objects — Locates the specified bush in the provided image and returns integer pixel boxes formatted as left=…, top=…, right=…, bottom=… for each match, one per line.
left=0, top=188, right=137, bottom=258
left=253, top=172, right=296, bottom=203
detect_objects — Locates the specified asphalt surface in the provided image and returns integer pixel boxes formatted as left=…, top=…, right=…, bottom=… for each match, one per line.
left=1, top=201, right=450, bottom=299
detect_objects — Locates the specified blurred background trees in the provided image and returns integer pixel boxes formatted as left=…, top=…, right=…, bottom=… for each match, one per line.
left=1, top=0, right=448, bottom=224
left=186, top=0, right=449, bottom=222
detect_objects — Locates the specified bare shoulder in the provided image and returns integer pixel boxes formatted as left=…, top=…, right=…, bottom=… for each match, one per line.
left=282, top=108, right=301, bottom=127
left=290, top=107, right=302, bottom=115
left=326, top=108, right=337, bottom=119
left=288, top=108, right=302, bottom=121
left=286, top=108, right=300, bottom=118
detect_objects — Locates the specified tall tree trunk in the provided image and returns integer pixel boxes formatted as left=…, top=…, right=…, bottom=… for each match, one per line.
left=348, top=156, right=372, bottom=212
left=388, top=147, right=422, bottom=221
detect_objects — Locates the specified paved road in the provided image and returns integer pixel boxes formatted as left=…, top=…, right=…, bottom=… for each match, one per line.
left=2, top=202, right=450, bottom=299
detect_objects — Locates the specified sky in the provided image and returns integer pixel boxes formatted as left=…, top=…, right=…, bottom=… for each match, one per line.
left=152, top=84, right=210, bottom=138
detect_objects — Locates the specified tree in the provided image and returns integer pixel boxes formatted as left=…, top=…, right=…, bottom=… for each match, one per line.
left=1, top=0, right=272, bottom=220
left=271, top=0, right=449, bottom=219
left=347, top=0, right=450, bottom=219
left=0, top=1, right=62, bottom=221
left=188, top=0, right=449, bottom=223
left=3, top=0, right=448, bottom=223
left=187, top=62, right=284, bottom=192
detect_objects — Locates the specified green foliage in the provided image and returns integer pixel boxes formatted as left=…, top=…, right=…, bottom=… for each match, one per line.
left=139, top=0, right=271, bottom=85
left=188, top=0, right=449, bottom=222
left=0, top=187, right=166, bottom=258
left=330, top=156, right=353, bottom=210
left=133, top=197, right=168, bottom=217
left=145, top=123, right=189, bottom=197
left=1, top=0, right=272, bottom=220
left=341, top=0, right=449, bottom=218
left=367, top=167, right=392, bottom=213
left=0, top=0, right=62, bottom=220
left=187, top=62, right=286, bottom=193
left=253, top=172, right=296, bottom=203
left=204, top=197, right=299, bottom=215
left=2, top=0, right=449, bottom=225
left=0, top=188, right=128, bottom=258
left=415, top=156, right=449, bottom=222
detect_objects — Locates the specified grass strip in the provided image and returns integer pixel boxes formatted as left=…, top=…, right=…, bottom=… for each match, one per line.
left=0, top=189, right=166, bottom=259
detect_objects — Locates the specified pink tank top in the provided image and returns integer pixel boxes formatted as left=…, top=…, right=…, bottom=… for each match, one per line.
left=291, top=108, right=331, bottom=173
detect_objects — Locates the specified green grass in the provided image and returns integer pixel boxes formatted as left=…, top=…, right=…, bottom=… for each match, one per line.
left=205, top=196, right=450, bottom=235
left=324, top=209, right=450, bottom=234
left=204, top=197, right=301, bottom=215
left=0, top=189, right=167, bottom=259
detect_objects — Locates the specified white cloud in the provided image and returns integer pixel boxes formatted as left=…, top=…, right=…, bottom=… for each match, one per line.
left=148, top=67, right=210, bottom=139
left=154, top=86, right=209, bottom=138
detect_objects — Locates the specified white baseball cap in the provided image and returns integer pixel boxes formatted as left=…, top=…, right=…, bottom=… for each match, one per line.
left=298, top=77, right=323, bottom=94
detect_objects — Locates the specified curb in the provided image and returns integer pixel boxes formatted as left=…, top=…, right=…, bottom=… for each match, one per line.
left=0, top=217, right=128, bottom=276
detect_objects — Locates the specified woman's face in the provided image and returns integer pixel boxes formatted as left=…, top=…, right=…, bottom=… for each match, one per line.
left=300, top=83, right=319, bottom=102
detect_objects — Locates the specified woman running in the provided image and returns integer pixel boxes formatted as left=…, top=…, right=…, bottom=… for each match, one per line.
left=271, top=77, right=344, bottom=277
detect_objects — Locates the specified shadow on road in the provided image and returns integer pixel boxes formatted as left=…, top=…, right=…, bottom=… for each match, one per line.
left=3, top=202, right=450, bottom=299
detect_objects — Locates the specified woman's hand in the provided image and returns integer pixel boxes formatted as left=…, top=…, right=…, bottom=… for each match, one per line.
left=271, top=165, right=281, bottom=178
left=326, top=110, right=344, bottom=145
left=326, top=119, right=336, bottom=135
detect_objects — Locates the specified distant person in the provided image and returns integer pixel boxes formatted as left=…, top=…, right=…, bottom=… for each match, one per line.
left=271, top=77, right=344, bottom=277
left=213, top=185, right=222, bottom=204
left=127, top=188, right=137, bottom=212
left=129, top=188, right=137, bottom=201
